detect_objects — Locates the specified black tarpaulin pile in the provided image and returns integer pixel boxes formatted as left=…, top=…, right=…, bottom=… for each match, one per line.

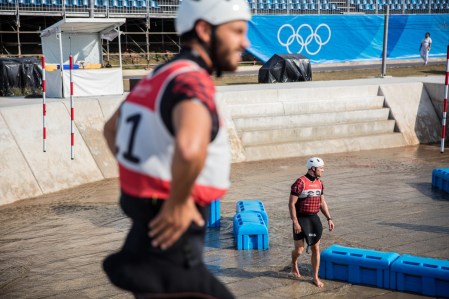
left=258, top=54, right=312, bottom=83
left=0, top=57, right=42, bottom=96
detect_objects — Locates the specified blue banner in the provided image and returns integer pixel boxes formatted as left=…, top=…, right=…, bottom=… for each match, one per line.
left=387, top=14, right=449, bottom=60
left=247, top=14, right=449, bottom=64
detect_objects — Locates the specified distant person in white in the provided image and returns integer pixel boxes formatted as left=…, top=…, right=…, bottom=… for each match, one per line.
left=419, top=32, right=432, bottom=65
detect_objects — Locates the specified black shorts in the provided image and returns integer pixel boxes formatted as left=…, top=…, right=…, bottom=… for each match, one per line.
left=103, top=193, right=234, bottom=299
left=292, top=213, right=323, bottom=246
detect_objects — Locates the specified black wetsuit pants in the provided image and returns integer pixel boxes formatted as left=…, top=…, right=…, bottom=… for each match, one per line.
left=103, top=193, right=234, bottom=299
left=292, top=213, right=323, bottom=246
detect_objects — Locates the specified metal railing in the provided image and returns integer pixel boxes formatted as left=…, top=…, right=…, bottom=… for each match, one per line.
left=0, top=0, right=179, bottom=17
left=248, top=0, right=448, bottom=15
left=0, top=0, right=447, bottom=16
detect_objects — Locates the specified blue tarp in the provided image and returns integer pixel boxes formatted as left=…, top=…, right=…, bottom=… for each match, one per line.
left=247, top=14, right=449, bottom=64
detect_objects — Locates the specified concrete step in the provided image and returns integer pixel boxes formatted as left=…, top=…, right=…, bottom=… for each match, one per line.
left=234, top=108, right=391, bottom=131
left=243, top=133, right=408, bottom=162
left=228, top=96, right=385, bottom=118
left=217, top=84, right=380, bottom=105
left=240, top=120, right=396, bottom=146
left=284, top=96, right=385, bottom=116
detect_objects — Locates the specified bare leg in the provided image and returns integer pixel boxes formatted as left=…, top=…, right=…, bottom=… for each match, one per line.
left=311, top=241, right=324, bottom=288
left=291, top=240, right=304, bottom=278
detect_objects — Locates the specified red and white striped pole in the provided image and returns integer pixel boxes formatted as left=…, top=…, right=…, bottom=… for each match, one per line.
left=441, top=45, right=449, bottom=153
left=42, top=56, right=47, bottom=152
left=70, top=55, right=75, bottom=160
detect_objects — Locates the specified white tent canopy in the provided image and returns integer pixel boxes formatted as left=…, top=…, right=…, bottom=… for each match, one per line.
left=41, top=18, right=125, bottom=36
left=41, top=18, right=126, bottom=98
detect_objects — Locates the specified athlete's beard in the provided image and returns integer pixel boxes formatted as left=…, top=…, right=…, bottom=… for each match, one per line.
left=213, top=34, right=241, bottom=72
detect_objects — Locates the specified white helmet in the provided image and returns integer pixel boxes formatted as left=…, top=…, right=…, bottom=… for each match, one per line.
left=175, top=0, right=252, bottom=35
left=307, top=157, right=324, bottom=170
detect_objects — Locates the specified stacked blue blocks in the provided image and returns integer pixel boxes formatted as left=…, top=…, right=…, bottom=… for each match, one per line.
left=233, top=200, right=269, bottom=250
left=233, top=213, right=268, bottom=250
left=390, top=254, right=449, bottom=297
left=320, top=244, right=399, bottom=288
left=432, top=168, right=449, bottom=193
left=207, top=200, right=220, bottom=228
left=236, top=200, right=268, bottom=226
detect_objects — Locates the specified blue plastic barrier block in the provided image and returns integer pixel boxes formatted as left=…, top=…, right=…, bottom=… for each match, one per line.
left=320, top=244, right=399, bottom=289
left=390, top=254, right=449, bottom=297
left=233, top=212, right=269, bottom=250
left=432, top=168, right=449, bottom=193
left=236, top=200, right=268, bottom=226
left=207, top=199, right=220, bottom=228
left=57, top=64, right=80, bottom=70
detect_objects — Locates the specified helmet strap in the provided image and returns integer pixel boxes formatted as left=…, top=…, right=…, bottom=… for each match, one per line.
left=311, top=167, right=318, bottom=178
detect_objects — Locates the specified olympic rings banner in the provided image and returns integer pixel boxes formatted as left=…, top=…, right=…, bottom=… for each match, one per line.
left=247, top=14, right=449, bottom=64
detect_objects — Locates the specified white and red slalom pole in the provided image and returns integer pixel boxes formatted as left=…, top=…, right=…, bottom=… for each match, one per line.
left=441, top=45, right=449, bottom=153
left=42, top=56, right=47, bottom=152
left=69, top=55, right=75, bottom=160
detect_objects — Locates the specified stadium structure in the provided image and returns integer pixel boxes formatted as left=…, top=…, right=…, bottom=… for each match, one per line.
left=0, top=0, right=448, bottom=66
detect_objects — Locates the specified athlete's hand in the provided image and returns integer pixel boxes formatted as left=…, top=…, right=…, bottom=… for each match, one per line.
left=293, top=220, right=302, bottom=234
left=328, top=219, right=335, bottom=231
left=148, top=197, right=205, bottom=250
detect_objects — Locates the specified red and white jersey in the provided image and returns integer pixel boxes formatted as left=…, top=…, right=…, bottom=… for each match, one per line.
left=291, top=175, right=323, bottom=214
left=115, top=58, right=230, bottom=206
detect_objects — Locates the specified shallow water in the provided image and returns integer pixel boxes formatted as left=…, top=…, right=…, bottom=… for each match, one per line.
left=0, top=144, right=448, bottom=298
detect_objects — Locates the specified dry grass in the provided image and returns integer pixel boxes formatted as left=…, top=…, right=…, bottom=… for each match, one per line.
left=213, top=63, right=445, bottom=86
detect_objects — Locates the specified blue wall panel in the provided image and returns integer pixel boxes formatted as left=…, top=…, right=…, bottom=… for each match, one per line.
left=247, top=14, right=449, bottom=64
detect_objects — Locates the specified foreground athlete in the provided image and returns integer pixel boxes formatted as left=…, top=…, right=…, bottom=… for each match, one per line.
left=288, top=157, right=335, bottom=288
left=102, top=0, right=251, bottom=298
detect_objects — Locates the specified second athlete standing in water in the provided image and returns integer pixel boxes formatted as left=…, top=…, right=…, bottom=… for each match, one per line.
left=289, top=157, right=335, bottom=288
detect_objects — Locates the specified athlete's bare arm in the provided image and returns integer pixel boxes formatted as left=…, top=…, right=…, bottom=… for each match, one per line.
left=103, top=108, right=120, bottom=155
left=149, top=100, right=211, bottom=250
left=320, top=195, right=334, bottom=231
left=289, top=194, right=301, bottom=234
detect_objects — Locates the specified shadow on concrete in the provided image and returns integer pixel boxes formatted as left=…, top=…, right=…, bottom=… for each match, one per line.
left=422, top=69, right=445, bottom=75
left=51, top=203, right=130, bottom=230
left=378, top=222, right=449, bottom=235
left=414, top=87, right=443, bottom=144
left=205, top=228, right=235, bottom=249
left=408, top=182, right=449, bottom=201
left=206, top=264, right=312, bottom=281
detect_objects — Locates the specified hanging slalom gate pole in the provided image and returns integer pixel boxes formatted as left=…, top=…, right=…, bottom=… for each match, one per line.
left=441, top=45, right=449, bottom=153
left=42, top=56, right=47, bottom=152
left=70, top=54, right=75, bottom=160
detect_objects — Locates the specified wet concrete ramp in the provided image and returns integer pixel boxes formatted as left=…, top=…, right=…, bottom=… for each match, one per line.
left=0, top=145, right=447, bottom=298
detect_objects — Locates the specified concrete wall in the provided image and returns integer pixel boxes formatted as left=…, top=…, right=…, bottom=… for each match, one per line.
left=380, top=82, right=442, bottom=144
left=424, top=82, right=448, bottom=139
left=0, top=77, right=444, bottom=205
left=0, top=96, right=123, bottom=206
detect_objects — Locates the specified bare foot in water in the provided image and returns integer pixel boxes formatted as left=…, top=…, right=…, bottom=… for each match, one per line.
left=313, top=277, right=324, bottom=288
left=291, top=251, right=300, bottom=278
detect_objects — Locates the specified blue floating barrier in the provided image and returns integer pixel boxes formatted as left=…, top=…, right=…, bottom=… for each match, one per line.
left=207, top=199, right=220, bottom=228
left=432, top=168, right=449, bottom=193
left=390, top=254, right=449, bottom=297
left=320, top=244, right=399, bottom=289
left=236, top=199, right=268, bottom=226
left=233, top=212, right=268, bottom=250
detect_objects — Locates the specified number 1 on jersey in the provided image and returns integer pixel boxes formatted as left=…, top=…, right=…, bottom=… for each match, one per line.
left=117, top=113, right=141, bottom=164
